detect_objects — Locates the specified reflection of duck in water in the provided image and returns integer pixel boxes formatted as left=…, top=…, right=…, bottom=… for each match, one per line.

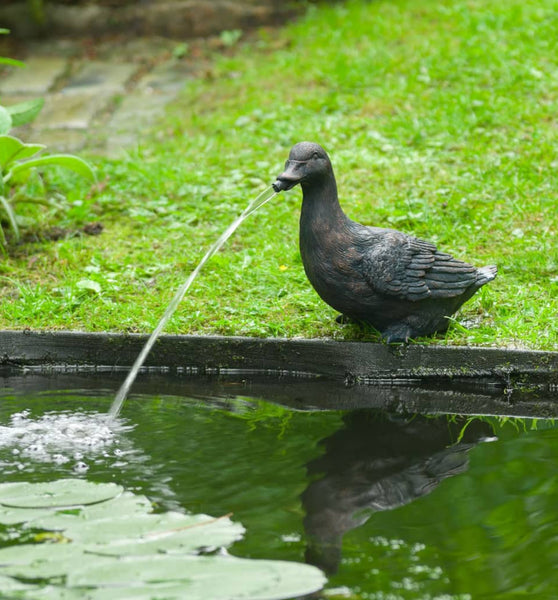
left=302, top=410, right=492, bottom=574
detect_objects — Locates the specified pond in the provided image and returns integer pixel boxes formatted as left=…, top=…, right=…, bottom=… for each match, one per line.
left=1, top=370, right=558, bottom=599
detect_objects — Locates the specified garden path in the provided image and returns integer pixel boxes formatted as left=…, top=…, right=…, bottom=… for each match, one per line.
left=0, top=36, right=211, bottom=155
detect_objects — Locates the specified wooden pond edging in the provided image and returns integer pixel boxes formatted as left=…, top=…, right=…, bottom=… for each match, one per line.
left=1, top=330, right=557, bottom=417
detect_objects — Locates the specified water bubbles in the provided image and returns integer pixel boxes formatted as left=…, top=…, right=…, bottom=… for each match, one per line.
left=0, top=409, right=134, bottom=474
left=73, top=461, right=89, bottom=473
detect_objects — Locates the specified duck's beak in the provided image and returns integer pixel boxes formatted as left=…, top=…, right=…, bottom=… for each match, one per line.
left=272, top=160, right=305, bottom=192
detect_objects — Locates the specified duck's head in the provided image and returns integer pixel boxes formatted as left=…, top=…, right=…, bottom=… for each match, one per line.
left=273, top=142, right=332, bottom=192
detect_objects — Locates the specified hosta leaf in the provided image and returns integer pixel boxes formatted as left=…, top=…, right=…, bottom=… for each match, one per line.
left=0, top=57, right=25, bottom=68
left=9, top=154, right=96, bottom=181
left=0, top=106, right=12, bottom=135
left=0, top=135, right=45, bottom=169
left=6, top=98, right=44, bottom=127
left=0, top=195, right=19, bottom=240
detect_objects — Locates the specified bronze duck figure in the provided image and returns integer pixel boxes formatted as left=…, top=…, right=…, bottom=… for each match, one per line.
left=273, top=142, right=497, bottom=342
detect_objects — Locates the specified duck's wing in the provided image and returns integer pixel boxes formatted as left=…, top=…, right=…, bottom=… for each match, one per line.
left=360, top=230, right=479, bottom=301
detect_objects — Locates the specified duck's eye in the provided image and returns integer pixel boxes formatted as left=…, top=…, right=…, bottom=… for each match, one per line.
left=312, top=152, right=320, bottom=159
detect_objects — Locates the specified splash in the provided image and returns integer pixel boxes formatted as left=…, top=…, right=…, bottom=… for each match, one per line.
left=0, top=409, right=132, bottom=474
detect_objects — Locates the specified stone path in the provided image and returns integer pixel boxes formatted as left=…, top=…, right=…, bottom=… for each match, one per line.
left=0, top=36, right=211, bottom=155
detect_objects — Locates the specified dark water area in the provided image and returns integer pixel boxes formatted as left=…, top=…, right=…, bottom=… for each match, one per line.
left=1, top=374, right=558, bottom=599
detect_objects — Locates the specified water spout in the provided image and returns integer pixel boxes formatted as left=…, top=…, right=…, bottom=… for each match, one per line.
left=108, top=185, right=278, bottom=420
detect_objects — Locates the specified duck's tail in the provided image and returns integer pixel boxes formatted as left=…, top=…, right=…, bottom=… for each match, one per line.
left=477, top=264, right=497, bottom=286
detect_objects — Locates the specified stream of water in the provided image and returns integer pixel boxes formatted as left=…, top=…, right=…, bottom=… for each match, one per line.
left=108, top=186, right=277, bottom=419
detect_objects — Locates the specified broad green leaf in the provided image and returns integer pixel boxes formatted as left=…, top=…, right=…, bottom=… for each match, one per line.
left=0, top=479, right=123, bottom=508
left=0, top=195, right=19, bottom=240
left=0, top=135, right=45, bottom=169
left=0, top=506, right=54, bottom=526
left=0, top=28, right=10, bottom=34
left=6, top=98, right=44, bottom=127
left=0, top=574, right=38, bottom=593
left=0, top=544, right=100, bottom=579
left=78, top=512, right=245, bottom=554
left=28, top=491, right=153, bottom=530
left=69, top=555, right=326, bottom=600
left=0, top=57, right=25, bottom=68
left=9, top=154, right=96, bottom=182
left=0, top=106, right=12, bottom=135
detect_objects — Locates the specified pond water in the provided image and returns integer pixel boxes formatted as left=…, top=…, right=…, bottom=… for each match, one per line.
left=1, top=375, right=558, bottom=599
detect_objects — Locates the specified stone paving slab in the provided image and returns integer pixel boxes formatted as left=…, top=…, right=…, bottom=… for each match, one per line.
left=61, top=61, right=139, bottom=96
left=138, top=59, right=195, bottom=93
left=30, top=129, right=88, bottom=153
left=0, top=57, right=68, bottom=95
left=105, top=93, right=176, bottom=153
left=39, top=92, right=112, bottom=130
left=1, top=39, right=213, bottom=153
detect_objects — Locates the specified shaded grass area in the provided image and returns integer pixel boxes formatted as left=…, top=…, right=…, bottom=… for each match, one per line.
left=1, top=0, right=557, bottom=349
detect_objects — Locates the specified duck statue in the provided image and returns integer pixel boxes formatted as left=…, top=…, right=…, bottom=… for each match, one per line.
left=272, top=142, right=497, bottom=342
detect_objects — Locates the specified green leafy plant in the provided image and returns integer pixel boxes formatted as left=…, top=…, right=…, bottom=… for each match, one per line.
left=0, top=30, right=95, bottom=252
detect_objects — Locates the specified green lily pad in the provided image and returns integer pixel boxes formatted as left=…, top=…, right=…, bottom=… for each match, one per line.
left=0, top=543, right=84, bottom=578
left=28, top=491, right=152, bottom=530
left=0, top=505, right=55, bottom=526
left=81, top=512, right=245, bottom=556
left=68, top=555, right=327, bottom=600
left=0, top=480, right=123, bottom=508
left=0, top=479, right=327, bottom=600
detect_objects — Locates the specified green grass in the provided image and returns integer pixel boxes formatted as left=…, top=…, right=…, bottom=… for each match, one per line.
left=1, top=0, right=557, bottom=349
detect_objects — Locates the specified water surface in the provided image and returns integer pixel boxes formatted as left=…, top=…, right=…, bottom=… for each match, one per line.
left=1, top=385, right=557, bottom=599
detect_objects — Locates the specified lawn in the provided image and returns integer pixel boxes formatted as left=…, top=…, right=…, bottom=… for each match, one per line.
left=1, top=0, right=557, bottom=349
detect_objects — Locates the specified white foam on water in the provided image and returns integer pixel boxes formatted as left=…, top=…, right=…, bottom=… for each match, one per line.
left=0, top=410, right=134, bottom=473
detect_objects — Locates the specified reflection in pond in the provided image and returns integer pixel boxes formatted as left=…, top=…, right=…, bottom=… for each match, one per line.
left=302, top=410, right=493, bottom=573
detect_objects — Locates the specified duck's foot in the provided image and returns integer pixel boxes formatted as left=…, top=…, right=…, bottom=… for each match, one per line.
left=335, top=314, right=354, bottom=325
left=381, top=324, right=413, bottom=344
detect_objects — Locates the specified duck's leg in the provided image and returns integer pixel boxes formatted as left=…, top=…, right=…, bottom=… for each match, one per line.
left=335, top=314, right=354, bottom=325
left=381, top=323, right=413, bottom=344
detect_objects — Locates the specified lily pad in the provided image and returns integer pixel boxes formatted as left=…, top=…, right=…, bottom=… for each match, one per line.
left=0, top=480, right=123, bottom=508
left=0, top=479, right=327, bottom=599
left=81, top=512, right=245, bottom=556
left=0, top=505, right=55, bottom=526
left=68, top=555, right=327, bottom=600
left=28, top=491, right=152, bottom=530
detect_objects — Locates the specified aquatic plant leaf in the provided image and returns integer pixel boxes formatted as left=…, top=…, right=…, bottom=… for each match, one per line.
left=0, top=135, right=45, bottom=169
left=28, top=491, right=153, bottom=530
left=0, top=107, right=12, bottom=136
left=0, top=505, right=54, bottom=525
left=68, top=555, right=327, bottom=600
left=0, top=543, right=86, bottom=578
left=9, top=154, right=96, bottom=182
left=0, top=479, right=123, bottom=508
left=0, top=479, right=326, bottom=599
left=79, top=512, right=245, bottom=555
left=0, top=573, right=40, bottom=598
left=6, top=98, right=44, bottom=128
